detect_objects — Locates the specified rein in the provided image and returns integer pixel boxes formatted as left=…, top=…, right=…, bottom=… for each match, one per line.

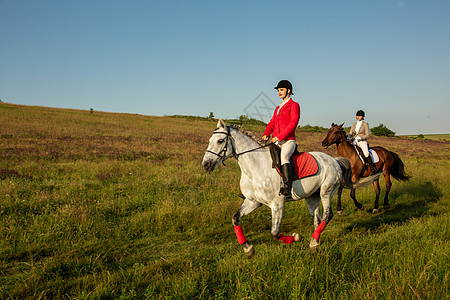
left=206, top=126, right=272, bottom=164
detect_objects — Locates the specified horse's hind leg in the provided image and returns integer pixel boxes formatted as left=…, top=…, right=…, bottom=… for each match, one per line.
left=232, top=198, right=262, bottom=258
left=306, top=193, right=322, bottom=227
left=383, top=173, right=392, bottom=209
left=306, top=193, right=323, bottom=252
left=313, top=185, right=336, bottom=246
left=372, top=179, right=381, bottom=213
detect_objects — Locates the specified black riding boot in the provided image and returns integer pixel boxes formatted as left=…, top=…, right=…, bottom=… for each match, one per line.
left=281, top=163, right=292, bottom=196
left=365, top=155, right=377, bottom=173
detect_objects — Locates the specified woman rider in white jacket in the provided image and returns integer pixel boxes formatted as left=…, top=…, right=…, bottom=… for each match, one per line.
left=349, top=110, right=377, bottom=173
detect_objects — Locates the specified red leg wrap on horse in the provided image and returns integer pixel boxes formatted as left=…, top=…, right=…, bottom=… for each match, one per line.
left=234, top=225, right=247, bottom=244
left=278, top=234, right=295, bottom=244
left=312, top=221, right=327, bottom=241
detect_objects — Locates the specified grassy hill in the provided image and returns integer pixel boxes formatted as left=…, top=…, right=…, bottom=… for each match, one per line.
left=399, top=134, right=450, bottom=142
left=1, top=103, right=449, bottom=299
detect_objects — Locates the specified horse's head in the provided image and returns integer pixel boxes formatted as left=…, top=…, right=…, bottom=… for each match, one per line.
left=202, top=119, right=235, bottom=172
left=322, top=123, right=346, bottom=148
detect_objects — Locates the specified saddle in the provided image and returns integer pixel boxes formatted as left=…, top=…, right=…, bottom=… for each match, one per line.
left=353, top=144, right=380, bottom=176
left=269, top=144, right=319, bottom=181
left=353, top=144, right=379, bottom=163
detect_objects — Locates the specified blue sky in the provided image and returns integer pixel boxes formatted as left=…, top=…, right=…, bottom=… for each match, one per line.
left=1, top=0, right=449, bottom=135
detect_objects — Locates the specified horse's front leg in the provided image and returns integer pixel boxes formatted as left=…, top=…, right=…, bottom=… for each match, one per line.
left=271, top=200, right=302, bottom=244
left=350, top=188, right=364, bottom=210
left=232, top=197, right=262, bottom=258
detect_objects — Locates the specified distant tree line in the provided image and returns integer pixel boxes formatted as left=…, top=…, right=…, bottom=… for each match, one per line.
left=170, top=114, right=396, bottom=137
left=371, top=123, right=396, bottom=137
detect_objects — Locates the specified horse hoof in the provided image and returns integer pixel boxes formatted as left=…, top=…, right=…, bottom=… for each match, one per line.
left=309, top=237, right=319, bottom=250
left=360, top=206, right=365, bottom=211
left=337, top=210, right=343, bottom=216
left=243, top=244, right=255, bottom=258
left=292, top=232, right=303, bottom=242
left=372, top=209, right=379, bottom=213
left=384, top=205, right=390, bottom=210
left=310, top=245, right=320, bottom=253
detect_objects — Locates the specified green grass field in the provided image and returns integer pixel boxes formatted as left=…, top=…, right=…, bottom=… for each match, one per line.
left=399, top=134, right=450, bottom=142
left=1, top=103, right=449, bottom=299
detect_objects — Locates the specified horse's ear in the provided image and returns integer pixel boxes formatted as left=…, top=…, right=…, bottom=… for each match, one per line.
left=338, top=123, right=344, bottom=128
left=217, top=119, right=226, bottom=129
left=331, top=123, right=336, bottom=127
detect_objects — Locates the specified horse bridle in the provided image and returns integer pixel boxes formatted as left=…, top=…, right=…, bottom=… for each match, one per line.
left=205, top=126, right=236, bottom=165
left=206, top=126, right=272, bottom=165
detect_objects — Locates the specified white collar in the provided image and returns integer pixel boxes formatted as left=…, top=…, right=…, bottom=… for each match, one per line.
left=277, top=98, right=291, bottom=114
left=279, top=98, right=291, bottom=107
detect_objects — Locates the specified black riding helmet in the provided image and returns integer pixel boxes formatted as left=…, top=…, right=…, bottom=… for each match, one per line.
left=356, top=110, right=365, bottom=117
left=274, top=80, right=294, bottom=95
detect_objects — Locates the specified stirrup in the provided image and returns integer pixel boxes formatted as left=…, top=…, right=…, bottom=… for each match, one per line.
left=365, top=159, right=377, bottom=173
left=280, top=186, right=291, bottom=196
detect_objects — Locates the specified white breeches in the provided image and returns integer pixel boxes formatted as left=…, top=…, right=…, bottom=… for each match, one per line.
left=277, top=139, right=297, bottom=165
left=356, top=140, right=369, bottom=157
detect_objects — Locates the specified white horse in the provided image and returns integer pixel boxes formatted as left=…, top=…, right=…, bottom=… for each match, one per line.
left=202, top=120, right=355, bottom=257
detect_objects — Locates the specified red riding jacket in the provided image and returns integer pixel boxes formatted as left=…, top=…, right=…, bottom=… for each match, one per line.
left=263, top=99, right=300, bottom=141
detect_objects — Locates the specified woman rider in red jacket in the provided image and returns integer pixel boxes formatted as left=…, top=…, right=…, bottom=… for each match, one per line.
left=262, top=80, right=300, bottom=196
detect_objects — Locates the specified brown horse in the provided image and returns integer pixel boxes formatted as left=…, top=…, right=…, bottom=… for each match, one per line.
left=322, top=123, right=410, bottom=213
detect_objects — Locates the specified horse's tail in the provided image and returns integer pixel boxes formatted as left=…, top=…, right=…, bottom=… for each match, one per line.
left=352, top=173, right=383, bottom=189
left=390, top=151, right=410, bottom=181
left=335, top=157, right=353, bottom=189
left=335, top=156, right=383, bottom=189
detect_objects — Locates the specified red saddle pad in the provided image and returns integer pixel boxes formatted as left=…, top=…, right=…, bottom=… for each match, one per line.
left=292, top=152, right=319, bottom=179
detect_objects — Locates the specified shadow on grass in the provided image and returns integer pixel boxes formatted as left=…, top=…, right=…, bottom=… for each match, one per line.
left=344, top=181, right=442, bottom=233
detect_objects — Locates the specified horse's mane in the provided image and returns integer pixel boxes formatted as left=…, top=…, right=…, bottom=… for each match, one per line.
left=331, top=123, right=347, bottom=133
left=331, top=123, right=348, bottom=139
left=228, top=124, right=263, bottom=145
